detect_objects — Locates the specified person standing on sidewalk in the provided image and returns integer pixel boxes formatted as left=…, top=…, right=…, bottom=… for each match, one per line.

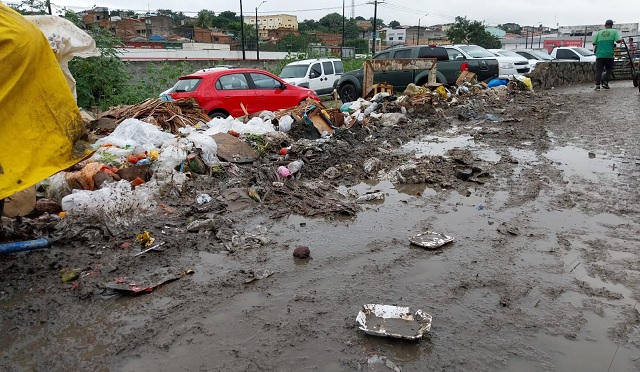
left=592, top=19, right=622, bottom=90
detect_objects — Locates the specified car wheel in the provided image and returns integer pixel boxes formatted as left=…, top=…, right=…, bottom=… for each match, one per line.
left=209, top=110, right=229, bottom=119
left=339, top=83, right=358, bottom=103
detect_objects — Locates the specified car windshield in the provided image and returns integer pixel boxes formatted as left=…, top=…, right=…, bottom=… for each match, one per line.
left=573, top=48, right=594, bottom=56
left=459, top=45, right=495, bottom=58
left=529, top=50, right=554, bottom=60
left=280, top=65, right=309, bottom=79
left=497, top=50, right=525, bottom=58
left=174, top=78, right=202, bottom=92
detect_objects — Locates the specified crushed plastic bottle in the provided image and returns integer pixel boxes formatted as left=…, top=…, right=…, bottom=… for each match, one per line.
left=363, top=102, right=380, bottom=116
left=356, top=191, right=385, bottom=203
left=287, top=160, right=304, bottom=174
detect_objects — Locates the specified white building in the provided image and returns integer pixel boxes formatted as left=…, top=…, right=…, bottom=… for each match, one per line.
left=383, top=27, right=407, bottom=46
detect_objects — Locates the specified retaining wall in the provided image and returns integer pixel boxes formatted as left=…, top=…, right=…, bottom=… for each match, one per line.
left=528, top=62, right=595, bottom=90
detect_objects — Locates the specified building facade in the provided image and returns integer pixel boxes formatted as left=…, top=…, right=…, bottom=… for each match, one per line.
left=244, top=14, right=298, bottom=35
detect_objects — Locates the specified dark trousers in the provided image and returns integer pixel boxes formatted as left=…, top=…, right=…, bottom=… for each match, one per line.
left=595, top=58, right=614, bottom=86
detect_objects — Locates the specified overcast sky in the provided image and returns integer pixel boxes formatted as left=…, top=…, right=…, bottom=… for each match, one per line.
left=50, top=0, right=637, bottom=28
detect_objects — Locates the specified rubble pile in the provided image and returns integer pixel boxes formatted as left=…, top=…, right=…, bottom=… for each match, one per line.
left=1, top=75, right=536, bottom=241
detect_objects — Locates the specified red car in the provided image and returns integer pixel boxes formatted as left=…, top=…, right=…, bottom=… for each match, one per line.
left=167, top=67, right=320, bottom=118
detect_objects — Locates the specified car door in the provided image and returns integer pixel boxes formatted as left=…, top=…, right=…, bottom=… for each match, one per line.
left=320, top=61, right=335, bottom=95
left=307, top=62, right=324, bottom=94
left=215, top=72, right=256, bottom=116
left=248, top=72, right=301, bottom=112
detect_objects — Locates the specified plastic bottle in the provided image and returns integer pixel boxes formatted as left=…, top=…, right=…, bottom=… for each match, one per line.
left=363, top=102, right=380, bottom=116
left=287, top=160, right=304, bottom=174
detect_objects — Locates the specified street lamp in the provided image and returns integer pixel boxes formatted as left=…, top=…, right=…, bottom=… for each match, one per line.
left=256, top=0, right=267, bottom=61
left=240, top=0, right=246, bottom=60
left=417, top=14, right=428, bottom=45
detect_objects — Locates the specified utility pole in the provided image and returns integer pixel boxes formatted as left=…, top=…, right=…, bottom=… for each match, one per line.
left=417, top=14, right=428, bottom=46
left=342, top=0, right=345, bottom=53
left=240, top=0, right=246, bottom=60
left=369, top=0, right=383, bottom=54
left=256, top=1, right=267, bottom=61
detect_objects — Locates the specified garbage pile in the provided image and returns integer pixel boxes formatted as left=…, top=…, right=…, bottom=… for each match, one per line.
left=1, top=73, right=535, bottom=235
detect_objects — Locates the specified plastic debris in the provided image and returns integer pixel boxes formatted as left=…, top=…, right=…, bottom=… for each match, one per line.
left=196, top=193, right=212, bottom=204
left=356, top=304, right=432, bottom=340
left=356, top=191, right=384, bottom=203
left=409, top=231, right=454, bottom=249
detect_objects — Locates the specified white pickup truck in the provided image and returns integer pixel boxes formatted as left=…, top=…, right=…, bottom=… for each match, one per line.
left=550, top=47, right=596, bottom=62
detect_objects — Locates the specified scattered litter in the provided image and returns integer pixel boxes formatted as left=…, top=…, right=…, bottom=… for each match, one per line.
left=135, top=230, right=155, bottom=248
left=456, top=168, right=473, bottom=181
left=104, top=98, right=211, bottom=134
left=356, top=304, right=432, bottom=340
left=211, top=132, right=258, bottom=163
left=60, top=268, right=79, bottom=283
left=105, top=267, right=181, bottom=295
left=409, top=231, right=455, bottom=249
left=196, top=193, right=212, bottom=204
left=244, top=269, right=274, bottom=283
left=368, top=355, right=402, bottom=372
left=356, top=191, right=385, bottom=203
left=134, top=241, right=166, bottom=257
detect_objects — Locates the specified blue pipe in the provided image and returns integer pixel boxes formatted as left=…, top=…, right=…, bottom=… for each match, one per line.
left=0, top=238, right=52, bottom=254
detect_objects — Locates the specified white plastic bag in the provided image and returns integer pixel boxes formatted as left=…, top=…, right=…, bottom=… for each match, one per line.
left=61, top=180, right=155, bottom=227
left=95, top=118, right=174, bottom=149
left=278, top=115, right=294, bottom=133
left=187, top=132, right=219, bottom=166
left=204, top=116, right=276, bottom=135
left=26, top=15, right=100, bottom=99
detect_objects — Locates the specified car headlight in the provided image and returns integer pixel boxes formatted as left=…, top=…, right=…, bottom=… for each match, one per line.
left=499, top=62, right=514, bottom=69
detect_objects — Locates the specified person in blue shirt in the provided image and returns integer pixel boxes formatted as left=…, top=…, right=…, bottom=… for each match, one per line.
left=592, top=19, right=623, bottom=90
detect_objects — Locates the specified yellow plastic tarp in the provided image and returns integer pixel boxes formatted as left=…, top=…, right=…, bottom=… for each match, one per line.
left=0, top=4, right=92, bottom=200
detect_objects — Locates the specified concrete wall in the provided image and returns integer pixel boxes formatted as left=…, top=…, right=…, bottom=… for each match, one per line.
left=124, top=59, right=283, bottom=82
left=528, top=62, right=595, bottom=89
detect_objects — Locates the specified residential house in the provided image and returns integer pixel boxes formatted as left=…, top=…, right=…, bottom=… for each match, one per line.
left=244, top=14, right=298, bottom=40
left=81, top=7, right=109, bottom=28
left=141, top=14, right=173, bottom=38
left=383, top=27, right=407, bottom=46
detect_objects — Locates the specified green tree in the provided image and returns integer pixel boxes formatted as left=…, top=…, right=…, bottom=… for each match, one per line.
left=299, top=19, right=319, bottom=33
left=388, top=20, right=400, bottom=28
left=318, top=12, right=344, bottom=31
left=212, top=11, right=239, bottom=30
left=195, top=9, right=215, bottom=29
left=344, top=19, right=361, bottom=39
left=369, top=17, right=385, bottom=28
left=9, top=0, right=48, bottom=14
left=110, top=9, right=136, bottom=18
left=157, top=9, right=188, bottom=25
left=447, top=16, right=501, bottom=49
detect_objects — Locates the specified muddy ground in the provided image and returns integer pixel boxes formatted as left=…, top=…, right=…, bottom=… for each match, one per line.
left=1, top=82, right=640, bottom=372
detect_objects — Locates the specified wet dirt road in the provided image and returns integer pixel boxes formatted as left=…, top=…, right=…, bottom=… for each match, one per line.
left=3, top=82, right=640, bottom=371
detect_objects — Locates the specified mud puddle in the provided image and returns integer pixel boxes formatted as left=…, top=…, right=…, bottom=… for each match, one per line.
left=121, top=165, right=639, bottom=370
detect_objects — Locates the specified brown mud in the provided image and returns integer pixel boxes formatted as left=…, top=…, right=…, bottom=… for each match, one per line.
left=1, top=82, right=640, bottom=371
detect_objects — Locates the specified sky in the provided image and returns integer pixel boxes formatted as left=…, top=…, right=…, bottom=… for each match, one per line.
left=44, top=0, right=638, bottom=28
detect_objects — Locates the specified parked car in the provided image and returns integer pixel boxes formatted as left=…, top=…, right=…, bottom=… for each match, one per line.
left=334, top=44, right=499, bottom=102
left=279, top=58, right=344, bottom=96
left=167, top=68, right=319, bottom=118
left=550, top=47, right=596, bottom=62
left=513, top=49, right=555, bottom=70
left=488, top=49, right=531, bottom=76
